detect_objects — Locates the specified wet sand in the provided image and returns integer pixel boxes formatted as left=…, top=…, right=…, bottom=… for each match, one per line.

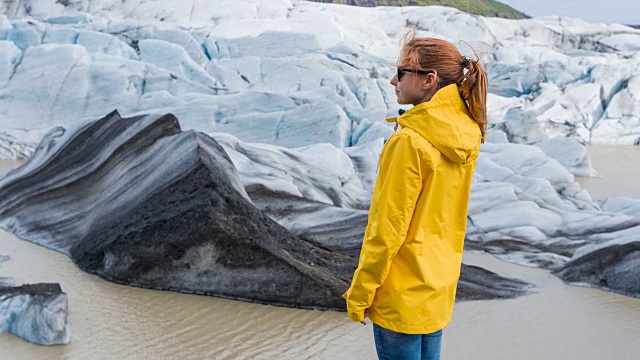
left=1, top=146, right=640, bottom=360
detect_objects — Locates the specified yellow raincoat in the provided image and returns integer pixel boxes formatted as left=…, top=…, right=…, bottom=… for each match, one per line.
left=343, top=84, right=482, bottom=334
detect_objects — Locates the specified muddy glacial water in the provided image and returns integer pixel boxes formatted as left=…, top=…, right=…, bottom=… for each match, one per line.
left=1, top=146, right=639, bottom=360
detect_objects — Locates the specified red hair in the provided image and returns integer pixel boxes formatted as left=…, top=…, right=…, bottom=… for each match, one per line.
left=399, top=35, right=488, bottom=142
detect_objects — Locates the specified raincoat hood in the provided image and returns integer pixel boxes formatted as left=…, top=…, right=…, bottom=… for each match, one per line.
left=386, top=84, right=481, bottom=164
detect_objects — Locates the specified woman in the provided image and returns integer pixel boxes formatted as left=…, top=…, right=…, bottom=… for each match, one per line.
left=343, top=36, right=487, bottom=360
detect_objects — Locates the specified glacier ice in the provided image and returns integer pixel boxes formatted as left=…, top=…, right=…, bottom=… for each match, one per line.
left=0, top=0, right=639, bottom=158
left=0, top=0, right=639, bottom=300
left=0, top=283, right=71, bottom=345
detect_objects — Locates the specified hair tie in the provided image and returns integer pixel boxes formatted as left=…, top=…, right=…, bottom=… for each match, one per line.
left=461, top=56, right=470, bottom=69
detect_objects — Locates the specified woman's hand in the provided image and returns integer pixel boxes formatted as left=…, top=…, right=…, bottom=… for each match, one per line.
left=360, top=308, right=369, bottom=325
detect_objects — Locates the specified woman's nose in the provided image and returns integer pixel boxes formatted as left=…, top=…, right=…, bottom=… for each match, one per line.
left=390, top=75, right=398, bottom=86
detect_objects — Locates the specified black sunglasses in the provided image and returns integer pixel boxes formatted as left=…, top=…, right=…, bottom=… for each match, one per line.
left=397, top=67, right=434, bottom=81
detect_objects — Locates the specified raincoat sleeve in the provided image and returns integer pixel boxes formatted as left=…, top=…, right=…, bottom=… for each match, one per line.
left=343, top=133, right=424, bottom=322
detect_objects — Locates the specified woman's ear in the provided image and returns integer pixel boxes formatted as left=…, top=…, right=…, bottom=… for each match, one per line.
left=421, top=72, right=438, bottom=90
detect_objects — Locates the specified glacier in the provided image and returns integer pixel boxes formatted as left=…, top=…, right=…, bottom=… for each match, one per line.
left=0, top=0, right=639, bottom=157
left=0, top=0, right=638, bottom=305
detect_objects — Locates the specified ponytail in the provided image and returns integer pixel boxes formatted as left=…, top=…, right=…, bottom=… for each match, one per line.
left=457, top=57, right=488, bottom=143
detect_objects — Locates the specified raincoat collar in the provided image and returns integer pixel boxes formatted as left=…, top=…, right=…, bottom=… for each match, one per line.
left=386, top=84, right=481, bottom=164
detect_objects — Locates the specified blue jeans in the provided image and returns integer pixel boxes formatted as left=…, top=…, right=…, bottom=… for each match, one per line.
left=373, top=323, right=442, bottom=360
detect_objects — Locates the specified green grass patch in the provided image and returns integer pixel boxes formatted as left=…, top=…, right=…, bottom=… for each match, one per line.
left=309, top=0, right=529, bottom=19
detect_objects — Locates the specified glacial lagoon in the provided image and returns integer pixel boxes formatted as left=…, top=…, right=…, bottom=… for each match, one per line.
left=1, top=146, right=639, bottom=360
